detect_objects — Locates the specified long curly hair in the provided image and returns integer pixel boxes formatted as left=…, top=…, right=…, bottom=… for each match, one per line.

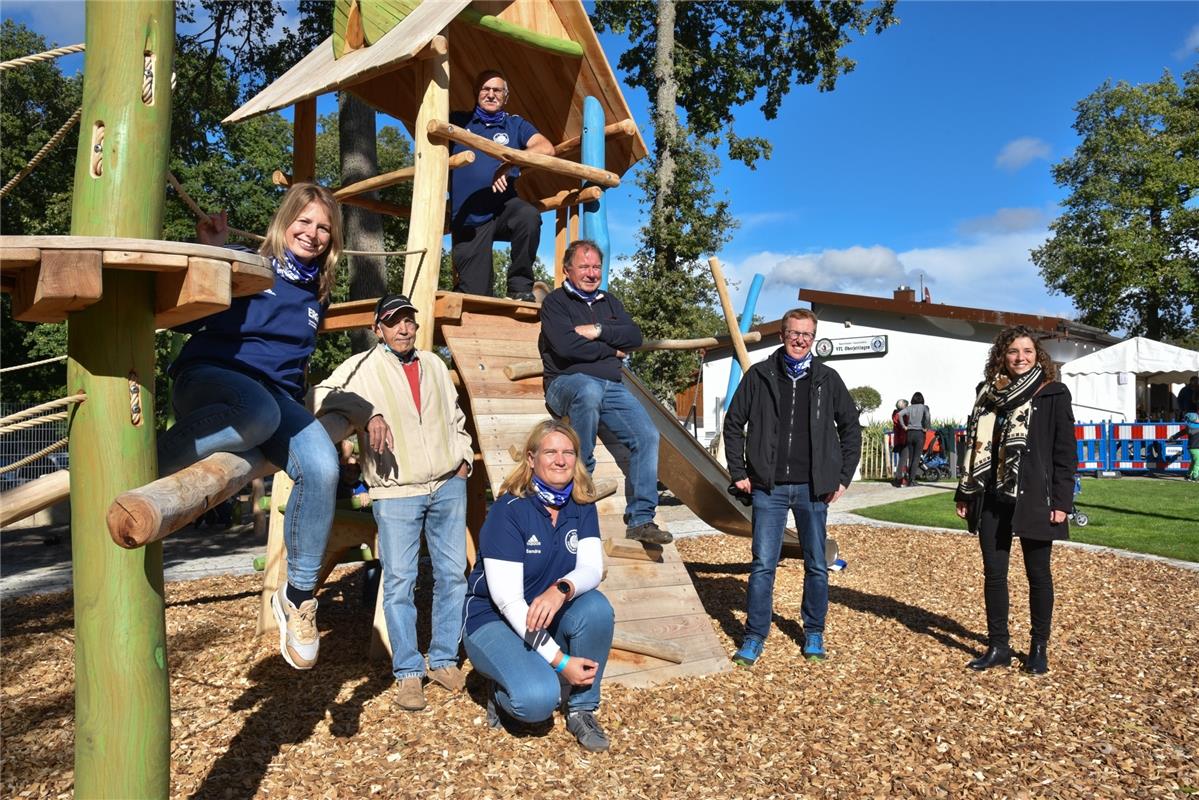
left=260, top=182, right=343, bottom=302
left=983, top=325, right=1057, bottom=383
left=499, top=419, right=596, bottom=503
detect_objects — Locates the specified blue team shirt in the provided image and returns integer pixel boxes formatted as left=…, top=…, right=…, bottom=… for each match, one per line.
left=449, top=110, right=540, bottom=228
left=462, top=492, right=601, bottom=635
left=170, top=259, right=324, bottom=400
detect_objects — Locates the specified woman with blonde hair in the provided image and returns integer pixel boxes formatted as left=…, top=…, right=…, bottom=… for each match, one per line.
left=159, top=183, right=343, bottom=671
left=955, top=326, right=1076, bottom=675
left=462, top=419, right=614, bottom=752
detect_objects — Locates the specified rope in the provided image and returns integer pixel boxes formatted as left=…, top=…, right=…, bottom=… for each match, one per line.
left=0, top=354, right=68, bottom=374
left=0, top=437, right=68, bottom=475
left=0, top=107, right=82, bottom=199
left=0, top=393, right=86, bottom=428
left=142, top=53, right=153, bottom=104
left=346, top=247, right=426, bottom=257
left=0, top=43, right=85, bottom=72
left=0, top=411, right=69, bottom=435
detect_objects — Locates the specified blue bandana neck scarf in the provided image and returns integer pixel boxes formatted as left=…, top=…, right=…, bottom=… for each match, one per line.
left=531, top=475, right=573, bottom=508
left=474, top=105, right=507, bottom=126
left=275, top=250, right=320, bottom=286
left=564, top=279, right=603, bottom=304
left=782, top=352, right=812, bottom=380
left=383, top=343, right=418, bottom=364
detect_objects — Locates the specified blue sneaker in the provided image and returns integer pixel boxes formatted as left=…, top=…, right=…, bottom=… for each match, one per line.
left=732, top=637, right=764, bottom=667
left=803, top=632, right=826, bottom=661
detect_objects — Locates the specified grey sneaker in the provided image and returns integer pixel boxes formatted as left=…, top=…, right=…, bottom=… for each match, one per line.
left=270, top=587, right=319, bottom=670
left=626, top=521, right=672, bottom=545
left=565, top=710, right=610, bottom=752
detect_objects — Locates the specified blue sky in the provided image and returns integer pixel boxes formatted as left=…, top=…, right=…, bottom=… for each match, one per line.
left=6, top=1, right=1197, bottom=326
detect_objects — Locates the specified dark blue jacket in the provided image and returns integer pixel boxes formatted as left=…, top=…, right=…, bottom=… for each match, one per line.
left=449, top=109, right=540, bottom=227
left=170, top=260, right=324, bottom=400
left=538, top=287, right=643, bottom=386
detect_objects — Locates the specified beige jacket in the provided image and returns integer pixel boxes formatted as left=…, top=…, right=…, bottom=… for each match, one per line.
left=315, top=347, right=474, bottom=500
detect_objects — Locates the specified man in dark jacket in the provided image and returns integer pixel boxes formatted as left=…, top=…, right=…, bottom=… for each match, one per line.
left=724, top=308, right=861, bottom=666
left=538, top=240, right=671, bottom=545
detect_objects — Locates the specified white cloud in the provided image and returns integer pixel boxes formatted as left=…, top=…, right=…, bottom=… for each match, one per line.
left=737, top=210, right=795, bottom=232
left=995, top=137, right=1051, bottom=172
left=956, top=207, right=1048, bottom=236
left=1175, top=24, right=1199, bottom=60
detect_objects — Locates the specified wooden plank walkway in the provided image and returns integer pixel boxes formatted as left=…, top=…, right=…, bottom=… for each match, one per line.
left=441, top=304, right=731, bottom=688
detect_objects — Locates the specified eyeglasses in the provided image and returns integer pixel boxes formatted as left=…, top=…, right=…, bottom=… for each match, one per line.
left=479, top=86, right=507, bottom=97
left=782, top=330, right=816, bottom=341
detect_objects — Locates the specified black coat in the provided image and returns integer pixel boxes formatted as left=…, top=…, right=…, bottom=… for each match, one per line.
left=956, top=381, right=1077, bottom=541
left=723, top=349, right=862, bottom=497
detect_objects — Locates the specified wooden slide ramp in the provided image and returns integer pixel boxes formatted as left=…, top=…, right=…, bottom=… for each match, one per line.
left=441, top=302, right=731, bottom=687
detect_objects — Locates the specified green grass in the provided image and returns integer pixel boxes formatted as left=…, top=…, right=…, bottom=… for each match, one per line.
left=854, top=477, right=1198, bottom=562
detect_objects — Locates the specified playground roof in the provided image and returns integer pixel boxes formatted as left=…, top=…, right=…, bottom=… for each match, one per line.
left=225, top=0, right=647, bottom=202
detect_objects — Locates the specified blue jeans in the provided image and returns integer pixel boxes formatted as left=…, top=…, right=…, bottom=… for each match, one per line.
left=746, top=483, right=829, bottom=641
left=158, top=364, right=338, bottom=591
left=463, top=590, right=614, bottom=721
left=372, top=478, right=468, bottom=680
left=545, top=372, right=658, bottom=527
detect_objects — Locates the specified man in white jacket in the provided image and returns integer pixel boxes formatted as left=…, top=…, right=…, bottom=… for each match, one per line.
left=316, top=294, right=475, bottom=712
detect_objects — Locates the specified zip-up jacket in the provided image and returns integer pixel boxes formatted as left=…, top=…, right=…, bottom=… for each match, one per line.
left=314, top=346, right=475, bottom=500
left=724, top=348, right=862, bottom=496
left=538, top=286, right=643, bottom=386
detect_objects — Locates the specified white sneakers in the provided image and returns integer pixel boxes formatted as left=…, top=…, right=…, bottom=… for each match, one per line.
left=271, top=587, right=320, bottom=669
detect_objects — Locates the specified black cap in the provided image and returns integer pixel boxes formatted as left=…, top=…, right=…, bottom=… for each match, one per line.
left=375, top=294, right=417, bottom=324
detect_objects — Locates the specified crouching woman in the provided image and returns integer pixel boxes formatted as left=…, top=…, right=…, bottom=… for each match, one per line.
left=462, top=419, right=614, bottom=752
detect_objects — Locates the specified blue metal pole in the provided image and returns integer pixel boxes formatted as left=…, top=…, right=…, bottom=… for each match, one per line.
left=579, top=96, right=611, bottom=289
left=722, top=273, right=765, bottom=411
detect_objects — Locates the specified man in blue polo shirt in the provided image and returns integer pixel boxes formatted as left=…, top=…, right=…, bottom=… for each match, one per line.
left=450, top=70, right=554, bottom=300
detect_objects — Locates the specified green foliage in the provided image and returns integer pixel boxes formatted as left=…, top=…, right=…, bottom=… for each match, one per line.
left=849, top=385, right=882, bottom=414
left=1031, top=68, right=1199, bottom=340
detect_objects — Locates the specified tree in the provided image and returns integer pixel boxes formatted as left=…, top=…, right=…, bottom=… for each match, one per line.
left=849, top=385, right=881, bottom=416
left=591, top=1, right=896, bottom=400
left=1031, top=69, right=1199, bottom=340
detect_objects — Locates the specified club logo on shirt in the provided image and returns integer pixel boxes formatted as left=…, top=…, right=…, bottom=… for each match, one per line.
left=307, top=306, right=320, bottom=329
left=493, top=132, right=510, bottom=145
left=565, top=528, right=578, bottom=554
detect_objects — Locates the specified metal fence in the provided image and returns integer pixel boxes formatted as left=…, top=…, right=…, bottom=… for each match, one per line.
left=0, top=402, right=70, bottom=489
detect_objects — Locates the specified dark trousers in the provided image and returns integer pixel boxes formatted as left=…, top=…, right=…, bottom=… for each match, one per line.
left=900, top=435, right=923, bottom=482
left=977, top=496, right=1055, bottom=646
left=451, top=196, right=541, bottom=296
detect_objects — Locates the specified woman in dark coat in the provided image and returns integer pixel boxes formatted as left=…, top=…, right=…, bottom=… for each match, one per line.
left=955, top=326, right=1076, bottom=675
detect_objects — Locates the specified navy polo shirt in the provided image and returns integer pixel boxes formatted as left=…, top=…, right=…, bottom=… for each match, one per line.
left=449, top=109, right=540, bottom=228
left=462, top=492, right=601, bottom=635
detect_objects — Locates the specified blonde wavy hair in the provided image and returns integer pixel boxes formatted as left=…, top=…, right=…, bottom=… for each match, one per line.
left=499, top=419, right=596, bottom=504
left=259, top=183, right=342, bottom=302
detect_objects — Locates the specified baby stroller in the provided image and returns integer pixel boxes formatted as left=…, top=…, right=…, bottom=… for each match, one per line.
left=917, top=431, right=950, bottom=482
left=1069, top=475, right=1089, bottom=527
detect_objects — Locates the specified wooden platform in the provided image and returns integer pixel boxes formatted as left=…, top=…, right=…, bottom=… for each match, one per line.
left=441, top=304, right=731, bottom=688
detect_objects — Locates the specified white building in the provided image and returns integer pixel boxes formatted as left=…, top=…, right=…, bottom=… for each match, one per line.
left=687, top=286, right=1118, bottom=443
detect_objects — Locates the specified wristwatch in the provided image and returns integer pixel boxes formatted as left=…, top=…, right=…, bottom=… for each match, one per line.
left=594, top=322, right=603, bottom=337
left=555, top=580, right=571, bottom=596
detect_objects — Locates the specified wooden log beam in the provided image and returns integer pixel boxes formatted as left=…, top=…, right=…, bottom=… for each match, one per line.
left=339, top=194, right=411, bottom=218
left=502, top=332, right=763, bottom=381
left=0, top=468, right=69, bottom=527
left=458, top=8, right=583, bottom=58
left=332, top=150, right=473, bottom=200
left=709, top=256, right=753, bottom=372
left=406, top=45, right=450, bottom=346
left=611, top=631, right=685, bottom=664
left=107, top=415, right=353, bottom=548
left=426, top=121, right=620, bottom=189
left=553, top=119, right=638, bottom=159
left=293, top=98, right=317, bottom=182
left=532, top=185, right=603, bottom=213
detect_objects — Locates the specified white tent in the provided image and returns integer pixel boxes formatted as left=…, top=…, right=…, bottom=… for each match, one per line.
left=1060, top=337, right=1199, bottom=422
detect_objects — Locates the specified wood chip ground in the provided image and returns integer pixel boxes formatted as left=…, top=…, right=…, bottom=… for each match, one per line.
left=2, top=524, right=1197, bottom=798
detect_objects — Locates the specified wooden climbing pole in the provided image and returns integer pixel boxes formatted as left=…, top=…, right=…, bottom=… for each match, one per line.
left=67, top=2, right=174, bottom=797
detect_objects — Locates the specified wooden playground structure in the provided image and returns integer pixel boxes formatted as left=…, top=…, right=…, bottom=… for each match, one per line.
left=0, top=2, right=792, bottom=796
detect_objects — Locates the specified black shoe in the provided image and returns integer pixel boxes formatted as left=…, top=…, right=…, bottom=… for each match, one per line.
left=967, top=645, right=1012, bottom=671
left=506, top=290, right=536, bottom=302
left=626, top=521, right=673, bottom=545
left=1022, top=641, right=1049, bottom=675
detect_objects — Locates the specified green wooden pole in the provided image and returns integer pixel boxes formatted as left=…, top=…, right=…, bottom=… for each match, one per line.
left=68, top=2, right=174, bottom=797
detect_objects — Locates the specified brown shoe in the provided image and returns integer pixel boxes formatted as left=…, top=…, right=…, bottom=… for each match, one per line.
left=427, top=664, right=466, bottom=693
left=394, top=676, right=426, bottom=711
left=626, top=521, right=672, bottom=545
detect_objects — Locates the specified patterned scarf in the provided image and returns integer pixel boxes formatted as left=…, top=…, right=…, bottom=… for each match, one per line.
left=531, top=475, right=572, bottom=508
left=956, top=365, right=1043, bottom=501
left=274, top=250, right=320, bottom=286
left=781, top=351, right=812, bottom=380
left=563, top=279, right=603, bottom=304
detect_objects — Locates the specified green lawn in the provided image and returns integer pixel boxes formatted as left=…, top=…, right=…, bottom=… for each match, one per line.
left=854, top=477, right=1198, bottom=563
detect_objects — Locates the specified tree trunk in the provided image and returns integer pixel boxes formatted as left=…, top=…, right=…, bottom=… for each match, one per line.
left=650, top=0, right=677, bottom=277
left=339, top=92, right=385, bottom=351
